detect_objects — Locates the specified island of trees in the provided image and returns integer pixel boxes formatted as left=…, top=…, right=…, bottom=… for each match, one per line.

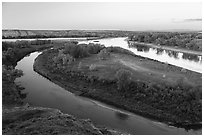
left=128, top=32, right=202, bottom=51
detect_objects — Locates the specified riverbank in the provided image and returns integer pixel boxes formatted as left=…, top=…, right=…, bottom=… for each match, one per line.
left=128, top=41, right=202, bottom=56
left=3, top=43, right=53, bottom=66
left=2, top=41, right=55, bottom=106
left=2, top=105, right=121, bottom=135
left=34, top=47, right=202, bottom=130
left=2, top=42, right=121, bottom=135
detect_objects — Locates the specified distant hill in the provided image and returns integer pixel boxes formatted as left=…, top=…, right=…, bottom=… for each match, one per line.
left=2, top=29, right=132, bottom=39
left=2, top=29, right=201, bottom=39
left=2, top=30, right=96, bottom=38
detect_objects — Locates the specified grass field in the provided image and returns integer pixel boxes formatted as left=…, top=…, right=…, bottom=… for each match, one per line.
left=34, top=46, right=202, bottom=128
left=69, top=52, right=201, bottom=87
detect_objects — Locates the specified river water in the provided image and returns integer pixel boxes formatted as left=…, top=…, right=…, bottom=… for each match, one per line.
left=4, top=37, right=201, bottom=73
left=13, top=37, right=202, bottom=134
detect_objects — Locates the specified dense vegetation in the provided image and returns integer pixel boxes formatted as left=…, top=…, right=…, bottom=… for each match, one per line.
left=115, top=69, right=132, bottom=92
left=2, top=40, right=53, bottom=105
left=35, top=42, right=201, bottom=128
left=2, top=40, right=52, bottom=66
left=2, top=65, right=25, bottom=105
left=118, top=73, right=201, bottom=123
left=51, top=42, right=105, bottom=69
left=129, top=32, right=202, bottom=51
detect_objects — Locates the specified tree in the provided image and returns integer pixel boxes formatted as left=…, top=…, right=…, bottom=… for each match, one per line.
left=63, top=43, right=89, bottom=58
left=98, top=48, right=110, bottom=60
left=89, top=64, right=97, bottom=71
left=78, top=62, right=82, bottom=69
left=2, top=65, right=23, bottom=82
left=115, top=69, right=132, bottom=92
left=53, top=50, right=75, bottom=68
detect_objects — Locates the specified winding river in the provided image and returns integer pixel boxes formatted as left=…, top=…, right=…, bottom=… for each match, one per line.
left=12, top=37, right=202, bottom=134
left=5, top=37, right=202, bottom=73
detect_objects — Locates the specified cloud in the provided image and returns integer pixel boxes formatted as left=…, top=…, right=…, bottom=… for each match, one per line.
left=183, top=18, right=202, bottom=22
left=172, top=18, right=202, bottom=23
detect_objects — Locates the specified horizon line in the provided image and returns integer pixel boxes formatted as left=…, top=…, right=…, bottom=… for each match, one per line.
left=2, top=28, right=202, bottom=32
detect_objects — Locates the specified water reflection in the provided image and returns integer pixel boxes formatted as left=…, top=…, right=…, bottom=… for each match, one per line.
left=19, top=92, right=28, bottom=100
left=155, top=48, right=164, bottom=55
left=115, top=111, right=129, bottom=120
left=165, top=50, right=179, bottom=59
left=126, top=41, right=201, bottom=73
left=128, top=43, right=202, bottom=62
left=15, top=84, right=28, bottom=100
left=182, top=53, right=201, bottom=62
left=129, top=43, right=150, bottom=52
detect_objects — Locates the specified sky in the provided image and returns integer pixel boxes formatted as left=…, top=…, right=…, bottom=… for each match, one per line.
left=2, top=2, right=202, bottom=31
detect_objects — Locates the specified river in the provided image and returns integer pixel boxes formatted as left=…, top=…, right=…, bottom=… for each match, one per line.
left=5, top=37, right=202, bottom=73
left=15, top=52, right=201, bottom=135
left=13, top=37, right=202, bottom=134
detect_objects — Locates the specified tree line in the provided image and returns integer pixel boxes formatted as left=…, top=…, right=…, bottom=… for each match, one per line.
left=129, top=32, right=202, bottom=51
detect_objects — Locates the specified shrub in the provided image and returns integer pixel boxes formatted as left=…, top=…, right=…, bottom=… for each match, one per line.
left=71, top=41, right=79, bottom=45
left=183, top=86, right=201, bottom=102
left=89, top=64, right=97, bottom=71
left=2, top=65, right=24, bottom=105
left=2, top=65, right=23, bottom=82
left=63, top=43, right=89, bottom=58
left=98, top=48, right=110, bottom=60
left=63, top=54, right=75, bottom=65
left=2, top=42, right=14, bottom=51
left=115, top=69, right=132, bottom=92
left=2, top=48, right=16, bottom=65
left=86, top=43, right=105, bottom=54
left=53, top=51, right=75, bottom=67
left=63, top=42, right=104, bottom=58
left=78, top=62, right=82, bottom=69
